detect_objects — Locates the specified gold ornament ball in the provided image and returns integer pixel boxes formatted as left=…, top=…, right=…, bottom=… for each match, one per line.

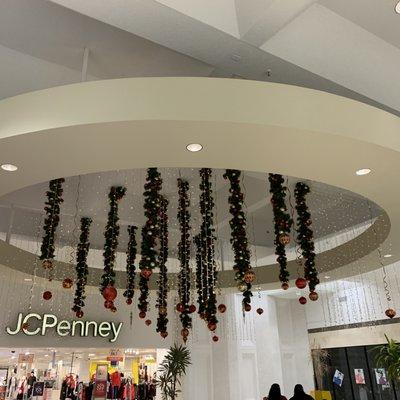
left=62, top=278, right=73, bottom=289
left=237, top=283, right=247, bottom=292
left=281, top=282, right=289, bottom=290
left=158, top=306, right=167, bottom=315
left=42, top=259, right=53, bottom=270
left=243, top=269, right=256, bottom=284
left=279, top=234, right=290, bottom=246
left=309, top=291, right=319, bottom=301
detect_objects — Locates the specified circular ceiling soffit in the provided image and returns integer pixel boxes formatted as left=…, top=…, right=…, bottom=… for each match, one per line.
left=0, top=77, right=399, bottom=287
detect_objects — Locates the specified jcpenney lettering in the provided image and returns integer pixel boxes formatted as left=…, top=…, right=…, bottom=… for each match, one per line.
left=6, top=313, right=123, bottom=343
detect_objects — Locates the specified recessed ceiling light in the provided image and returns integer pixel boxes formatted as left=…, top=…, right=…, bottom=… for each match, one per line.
left=24, top=278, right=32, bottom=282
left=324, top=275, right=331, bottom=279
left=186, top=143, right=203, bottom=152
left=44, top=354, right=49, bottom=357
left=396, top=1, right=400, bottom=14
left=88, top=353, right=95, bottom=357
left=1, top=163, right=18, bottom=172
left=356, top=168, right=371, bottom=176
left=384, top=254, right=392, bottom=258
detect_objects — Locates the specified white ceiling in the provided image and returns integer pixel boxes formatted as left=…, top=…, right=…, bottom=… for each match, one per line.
left=1, top=0, right=399, bottom=116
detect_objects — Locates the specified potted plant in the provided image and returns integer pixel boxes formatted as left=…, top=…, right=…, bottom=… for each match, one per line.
left=157, top=344, right=191, bottom=400
left=374, top=335, right=400, bottom=382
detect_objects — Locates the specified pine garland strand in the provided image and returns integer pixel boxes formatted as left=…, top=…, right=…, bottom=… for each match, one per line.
left=224, top=169, right=253, bottom=307
left=295, top=182, right=319, bottom=292
left=123, top=225, right=138, bottom=304
left=72, top=217, right=92, bottom=317
left=156, top=197, right=169, bottom=337
left=269, top=174, right=292, bottom=287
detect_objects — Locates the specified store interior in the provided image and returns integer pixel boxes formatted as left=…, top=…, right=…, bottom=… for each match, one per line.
left=0, top=348, right=161, bottom=400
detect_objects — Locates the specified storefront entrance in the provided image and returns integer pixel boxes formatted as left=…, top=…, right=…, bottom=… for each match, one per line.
left=0, top=348, right=163, bottom=400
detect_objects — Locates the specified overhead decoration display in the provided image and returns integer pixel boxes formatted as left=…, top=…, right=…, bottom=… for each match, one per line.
left=268, top=174, right=293, bottom=289
left=123, top=225, right=138, bottom=305
left=295, top=182, right=319, bottom=300
left=224, top=169, right=254, bottom=310
left=72, top=217, right=92, bottom=318
left=199, top=168, right=218, bottom=333
left=39, top=178, right=65, bottom=278
left=100, top=186, right=126, bottom=311
left=30, top=168, right=330, bottom=343
left=156, top=197, right=169, bottom=338
left=177, top=179, right=193, bottom=342
left=138, top=168, right=163, bottom=318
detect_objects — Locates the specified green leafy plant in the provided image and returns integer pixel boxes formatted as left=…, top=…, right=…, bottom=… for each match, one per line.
left=157, top=344, right=191, bottom=400
left=375, top=335, right=400, bottom=381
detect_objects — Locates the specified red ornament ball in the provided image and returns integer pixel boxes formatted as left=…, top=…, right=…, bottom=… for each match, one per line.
left=295, top=277, right=307, bottom=289
left=256, top=308, right=264, bottom=315
left=62, top=278, right=73, bottom=289
left=139, top=311, right=146, bottom=319
left=145, top=319, right=152, bottom=326
left=43, top=291, right=52, bottom=301
left=212, top=336, right=219, bottom=343
left=102, top=285, right=117, bottom=301
left=244, top=303, right=251, bottom=312
left=299, top=296, right=307, bottom=305
left=160, top=331, right=168, bottom=339
left=189, top=304, right=196, bottom=313
left=140, top=268, right=153, bottom=279
left=176, top=303, right=185, bottom=313
left=218, top=304, right=227, bottom=313
left=281, top=282, right=289, bottom=290
left=126, top=298, right=133, bottom=305
left=243, top=269, right=256, bottom=284
left=309, top=291, right=319, bottom=301
left=207, top=322, right=217, bottom=332
left=22, top=323, right=30, bottom=331
left=385, top=308, right=396, bottom=319
left=104, top=300, right=114, bottom=309
left=76, top=310, right=84, bottom=318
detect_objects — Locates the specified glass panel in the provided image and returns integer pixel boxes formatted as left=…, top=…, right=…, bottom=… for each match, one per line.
left=367, top=345, right=397, bottom=400
left=347, top=346, right=374, bottom=400
left=329, top=348, right=354, bottom=400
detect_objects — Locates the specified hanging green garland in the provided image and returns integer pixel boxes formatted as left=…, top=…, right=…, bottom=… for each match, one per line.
left=72, top=217, right=92, bottom=318
left=223, top=169, right=254, bottom=309
left=138, top=168, right=163, bottom=316
left=269, top=174, right=293, bottom=289
left=195, top=234, right=206, bottom=317
left=40, top=178, right=65, bottom=272
left=101, top=186, right=126, bottom=311
left=177, top=179, right=192, bottom=341
left=294, top=182, right=319, bottom=293
left=199, top=168, right=218, bottom=332
left=123, top=225, right=138, bottom=305
left=156, top=197, right=169, bottom=338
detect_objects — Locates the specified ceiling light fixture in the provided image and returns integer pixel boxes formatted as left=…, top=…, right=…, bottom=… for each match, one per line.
left=356, top=168, right=371, bottom=176
left=324, top=275, right=331, bottom=279
left=24, top=278, right=32, bottom=282
left=396, top=1, right=400, bottom=14
left=186, top=143, right=203, bottom=152
left=384, top=254, right=392, bottom=258
left=1, top=163, right=18, bottom=172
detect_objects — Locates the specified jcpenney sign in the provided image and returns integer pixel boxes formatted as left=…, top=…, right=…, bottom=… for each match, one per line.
left=6, top=313, right=123, bottom=343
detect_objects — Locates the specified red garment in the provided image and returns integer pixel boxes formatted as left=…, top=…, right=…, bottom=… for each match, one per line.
left=111, top=372, right=121, bottom=387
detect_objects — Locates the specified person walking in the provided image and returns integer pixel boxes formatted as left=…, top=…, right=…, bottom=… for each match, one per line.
left=289, top=384, right=314, bottom=400
left=264, top=383, right=287, bottom=400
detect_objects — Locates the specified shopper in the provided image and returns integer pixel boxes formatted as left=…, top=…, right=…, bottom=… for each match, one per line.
left=264, top=383, right=287, bottom=400
left=289, top=384, right=314, bottom=400
left=27, top=371, right=37, bottom=398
